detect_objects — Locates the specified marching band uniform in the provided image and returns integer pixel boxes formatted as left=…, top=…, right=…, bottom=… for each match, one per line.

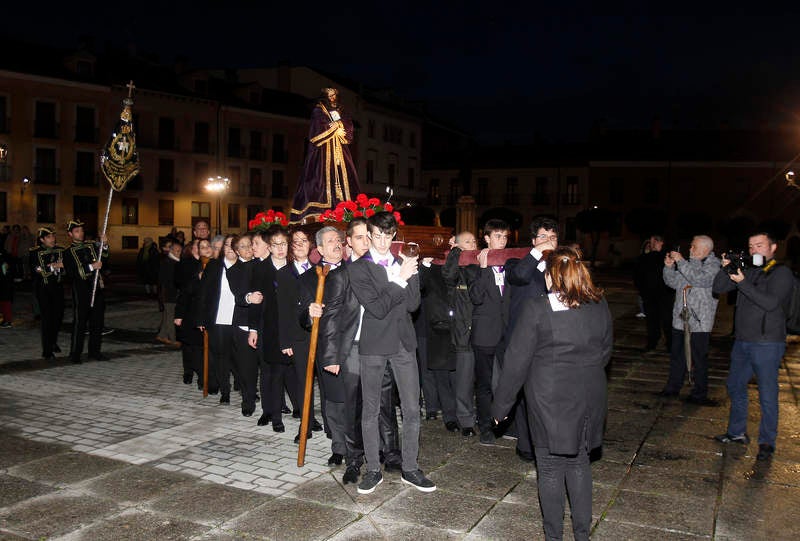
left=29, top=227, right=64, bottom=360
left=62, top=220, right=108, bottom=363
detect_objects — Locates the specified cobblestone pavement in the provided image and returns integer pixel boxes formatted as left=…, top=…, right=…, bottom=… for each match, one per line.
left=0, top=274, right=799, bottom=540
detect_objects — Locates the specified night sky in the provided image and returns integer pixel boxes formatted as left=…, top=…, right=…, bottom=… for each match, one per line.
left=6, top=7, right=800, bottom=143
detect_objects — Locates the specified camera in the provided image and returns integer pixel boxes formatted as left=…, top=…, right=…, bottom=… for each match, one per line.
left=724, top=250, right=749, bottom=275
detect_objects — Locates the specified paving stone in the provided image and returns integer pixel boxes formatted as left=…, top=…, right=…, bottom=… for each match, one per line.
left=592, top=519, right=709, bottom=540
left=0, top=432, right=69, bottom=468
left=0, top=474, right=54, bottom=506
left=229, top=496, right=358, bottom=540
left=715, top=479, right=800, bottom=540
left=428, top=460, right=525, bottom=500
left=7, top=451, right=127, bottom=486
left=634, top=443, right=724, bottom=475
left=621, top=464, right=720, bottom=499
left=466, top=500, right=546, bottom=540
left=0, top=493, right=119, bottom=539
left=72, top=509, right=209, bottom=541
left=372, top=487, right=495, bottom=533
left=148, top=480, right=273, bottom=525
left=84, top=464, right=195, bottom=502
left=603, top=489, right=715, bottom=537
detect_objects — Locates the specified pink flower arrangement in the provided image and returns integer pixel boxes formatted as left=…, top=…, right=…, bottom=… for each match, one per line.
left=318, top=193, right=404, bottom=225
left=248, top=209, right=289, bottom=231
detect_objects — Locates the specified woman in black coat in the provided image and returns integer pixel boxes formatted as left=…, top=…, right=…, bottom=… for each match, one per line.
left=492, top=247, right=612, bottom=541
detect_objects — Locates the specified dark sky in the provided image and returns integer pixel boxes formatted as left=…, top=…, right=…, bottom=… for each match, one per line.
left=7, top=6, right=800, bottom=142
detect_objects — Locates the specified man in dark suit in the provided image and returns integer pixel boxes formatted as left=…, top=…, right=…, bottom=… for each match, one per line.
left=299, top=226, right=348, bottom=466
left=348, top=212, right=435, bottom=494
left=504, top=216, right=559, bottom=460
left=243, top=229, right=284, bottom=430
left=469, top=218, right=511, bottom=445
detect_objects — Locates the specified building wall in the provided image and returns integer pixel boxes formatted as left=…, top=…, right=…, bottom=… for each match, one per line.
left=0, top=70, right=308, bottom=263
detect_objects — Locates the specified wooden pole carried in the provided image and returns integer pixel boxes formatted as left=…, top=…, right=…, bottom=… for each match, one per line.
left=297, top=265, right=330, bottom=467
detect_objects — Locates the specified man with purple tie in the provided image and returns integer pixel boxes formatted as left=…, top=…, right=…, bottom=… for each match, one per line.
left=347, top=212, right=436, bottom=494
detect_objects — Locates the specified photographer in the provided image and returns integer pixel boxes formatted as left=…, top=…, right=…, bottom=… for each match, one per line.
left=712, top=232, right=794, bottom=461
left=658, top=235, right=720, bottom=405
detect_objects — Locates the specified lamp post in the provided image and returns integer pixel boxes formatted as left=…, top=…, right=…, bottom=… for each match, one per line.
left=205, top=175, right=230, bottom=235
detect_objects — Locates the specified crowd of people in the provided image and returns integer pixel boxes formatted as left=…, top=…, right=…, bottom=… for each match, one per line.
left=19, top=211, right=795, bottom=540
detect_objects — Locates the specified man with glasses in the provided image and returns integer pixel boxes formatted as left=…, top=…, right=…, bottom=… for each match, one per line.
left=503, top=216, right=559, bottom=460
left=348, top=212, right=435, bottom=494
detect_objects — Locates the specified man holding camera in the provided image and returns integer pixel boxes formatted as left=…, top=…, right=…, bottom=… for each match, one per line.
left=657, top=235, right=720, bottom=404
left=712, top=232, right=794, bottom=461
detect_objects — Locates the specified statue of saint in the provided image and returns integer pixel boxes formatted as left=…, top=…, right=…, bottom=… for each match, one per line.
left=290, top=88, right=361, bottom=223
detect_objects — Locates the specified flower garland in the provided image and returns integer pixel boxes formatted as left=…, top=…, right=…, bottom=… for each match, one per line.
left=317, top=193, right=404, bottom=225
left=248, top=209, right=289, bottom=231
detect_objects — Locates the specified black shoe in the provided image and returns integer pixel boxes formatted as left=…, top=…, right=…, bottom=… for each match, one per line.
left=257, top=413, right=271, bottom=426
left=684, top=396, right=720, bottom=407
left=343, top=465, right=360, bottom=484
left=655, top=390, right=679, bottom=398
left=357, top=470, right=383, bottom=494
left=242, top=405, right=255, bottom=417
left=88, top=353, right=108, bottom=361
left=311, top=419, right=323, bottom=432
left=714, top=432, right=750, bottom=444
left=42, top=353, right=56, bottom=361
left=272, top=422, right=285, bottom=433
left=461, top=427, right=476, bottom=437
left=52, top=344, right=61, bottom=353
left=208, top=387, right=219, bottom=395
left=220, top=394, right=230, bottom=404
left=425, top=411, right=438, bottom=420
left=383, top=460, right=402, bottom=472
left=233, top=382, right=240, bottom=391
left=445, top=421, right=459, bottom=432
left=71, top=356, right=82, bottom=364
left=516, top=448, right=535, bottom=462
left=292, top=410, right=301, bottom=419
left=401, top=469, right=436, bottom=492
left=756, top=443, right=775, bottom=461
left=294, top=432, right=312, bottom=444
left=479, top=430, right=496, bottom=445
left=183, top=373, right=193, bottom=384
left=281, top=405, right=291, bottom=414
left=328, top=453, right=344, bottom=465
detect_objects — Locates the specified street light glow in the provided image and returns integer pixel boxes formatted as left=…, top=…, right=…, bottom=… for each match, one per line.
left=206, top=175, right=230, bottom=192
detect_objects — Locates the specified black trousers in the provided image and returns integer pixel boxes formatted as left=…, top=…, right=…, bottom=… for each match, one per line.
left=342, top=342, right=365, bottom=467
left=535, top=447, right=592, bottom=541
left=209, top=324, right=236, bottom=395
left=473, top=343, right=504, bottom=432
left=232, top=328, right=258, bottom=409
left=642, top=294, right=673, bottom=351
left=665, top=329, right=711, bottom=399
left=36, top=282, right=64, bottom=357
left=291, top=340, right=314, bottom=419
left=263, top=362, right=289, bottom=424
left=69, top=282, right=104, bottom=361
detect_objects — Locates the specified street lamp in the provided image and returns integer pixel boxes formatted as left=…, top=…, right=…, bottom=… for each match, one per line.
left=205, top=175, right=230, bottom=235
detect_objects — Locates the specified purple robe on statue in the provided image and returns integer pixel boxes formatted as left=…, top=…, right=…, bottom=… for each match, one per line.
left=290, top=103, right=361, bottom=223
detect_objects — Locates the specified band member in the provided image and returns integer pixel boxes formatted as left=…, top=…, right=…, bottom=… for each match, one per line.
left=62, top=219, right=108, bottom=363
left=29, top=227, right=65, bottom=360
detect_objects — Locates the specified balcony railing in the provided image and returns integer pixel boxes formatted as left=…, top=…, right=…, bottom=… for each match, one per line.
left=272, top=148, right=288, bottom=163
left=158, top=137, right=180, bottom=151
left=503, top=193, right=519, bottom=206
left=249, top=147, right=266, bottom=161
left=34, top=122, right=60, bottom=139
left=271, top=185, right=288, bottom=199
left=531, top=193, right=550, bottom=205
left=34, top=166, right=60, bottom=185
left=475, top=195, right=490, bottom=205
left=562, top=194, right=581, bottom=206
left=74, top=126, right=98, bottom=143
left=193, top=140, right=211, bottom=154
left=74, top=170, right=99, bottom=187
left=156, top=177, right=179, bottom=192
left=0, top=164, right=11, bottom=182
left=250, top=183, right=266, bottom=197
left=228, top=145, right=246, bottom=158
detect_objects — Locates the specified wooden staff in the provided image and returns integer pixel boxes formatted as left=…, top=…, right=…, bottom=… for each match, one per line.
left=298, top=264, right=330, bottom=467
left=200, top=256, right=210, bottom=398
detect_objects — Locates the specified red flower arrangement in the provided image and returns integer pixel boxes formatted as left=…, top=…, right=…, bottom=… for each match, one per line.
left=248, top=209, right=289, bottom=231
left=318, top=193, right=404, bottom=225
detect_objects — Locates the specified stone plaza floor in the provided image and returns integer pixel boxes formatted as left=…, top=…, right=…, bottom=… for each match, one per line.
left=0, top=273, right=799, bottom=539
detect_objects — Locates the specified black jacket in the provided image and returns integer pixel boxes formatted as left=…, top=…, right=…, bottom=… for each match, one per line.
left=468, top=265, right=509, bottom=348
left=441, top=247, right=476, bottom=351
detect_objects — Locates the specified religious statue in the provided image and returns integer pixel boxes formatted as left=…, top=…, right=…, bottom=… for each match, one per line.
left=290, top=88, right=361, bottom=223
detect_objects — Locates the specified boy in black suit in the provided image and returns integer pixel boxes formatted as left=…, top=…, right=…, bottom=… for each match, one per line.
left=348, top=212, right=436, bottom=494
left=469, top=219, right=511, bottom=445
